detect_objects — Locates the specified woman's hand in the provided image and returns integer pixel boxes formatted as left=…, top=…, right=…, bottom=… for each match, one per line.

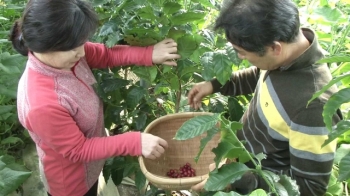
left=141, top=133, right=168, bottom=160
left=152, top=38, right=181, bottom=66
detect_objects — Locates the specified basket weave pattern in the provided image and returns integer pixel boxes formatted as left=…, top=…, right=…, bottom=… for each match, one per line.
left=139, top=112, right=220, bottom=190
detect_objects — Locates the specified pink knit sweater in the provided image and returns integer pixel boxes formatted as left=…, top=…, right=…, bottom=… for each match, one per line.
left=17, top=42, right=154, bottom=196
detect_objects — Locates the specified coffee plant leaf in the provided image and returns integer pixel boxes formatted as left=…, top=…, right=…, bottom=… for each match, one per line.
left=213, top=191, right=243, bottom=196
left=174, top=113, right=220, bottom=140
left=323, top=120, right=350, bottom=147
left=204, top=162, right=250, bottom=191
left=195, top=127, right=220, bottom=163
left=308, top=72, right=350, bottom=106
left=0, top=155, right=32, bottom=196
left=323, top=88, right=350, bottom=131
left=338, top=152, right=350, bottom=181
left=277, top=174, right=300, bottom=196
left=126, top=87, right=147, bottom=109
left=335, top=144, right=350, bottom=164
left=163, top=2, right=182, bottom=15
left=170, top=11, right=206, bottom=26
left=212, top=50, right=233, bottom=85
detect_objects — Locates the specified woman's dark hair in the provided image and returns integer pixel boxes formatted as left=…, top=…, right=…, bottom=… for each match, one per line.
left=214, top=0, right=300, bottom=56
left=9, top=0, right=99, bottom=56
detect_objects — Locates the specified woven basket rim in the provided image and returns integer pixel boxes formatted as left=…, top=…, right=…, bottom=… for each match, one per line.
left=139, top=112, right=216, bottom=188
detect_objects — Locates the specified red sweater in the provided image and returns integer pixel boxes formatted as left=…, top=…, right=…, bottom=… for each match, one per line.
left=17, top=42, right=153, bottom=196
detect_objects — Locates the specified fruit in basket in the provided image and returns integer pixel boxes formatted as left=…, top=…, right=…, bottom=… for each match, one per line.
left=166, top=163, right=196, bottom=178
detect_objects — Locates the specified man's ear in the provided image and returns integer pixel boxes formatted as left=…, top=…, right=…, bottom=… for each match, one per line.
left=270, top=41, right=282, bottom=56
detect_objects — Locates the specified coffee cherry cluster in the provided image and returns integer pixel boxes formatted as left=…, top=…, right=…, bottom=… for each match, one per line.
left=166, top=163, right=196, bottom=178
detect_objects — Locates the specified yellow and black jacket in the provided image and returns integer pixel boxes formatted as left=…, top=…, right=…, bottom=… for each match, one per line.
left=211, top=28, right=342, bottom=196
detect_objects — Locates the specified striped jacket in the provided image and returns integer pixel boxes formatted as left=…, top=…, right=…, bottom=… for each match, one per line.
left=211, top=28, right=341, bottom=195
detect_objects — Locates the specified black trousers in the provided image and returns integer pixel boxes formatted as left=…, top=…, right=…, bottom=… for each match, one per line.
left=47, top=180, right=98, bottom=196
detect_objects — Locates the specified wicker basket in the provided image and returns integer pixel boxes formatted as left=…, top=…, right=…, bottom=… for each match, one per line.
left=138, top=112, right=221, bottom=190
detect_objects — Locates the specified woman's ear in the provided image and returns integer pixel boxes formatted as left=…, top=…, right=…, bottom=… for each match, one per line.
left=270, top=41, right=282, bottom=56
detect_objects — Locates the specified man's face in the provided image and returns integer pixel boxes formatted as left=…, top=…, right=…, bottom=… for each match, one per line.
left=231, top=44, right=279, bottom=70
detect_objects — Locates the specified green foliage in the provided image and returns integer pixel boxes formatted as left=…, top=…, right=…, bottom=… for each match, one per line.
left=0, top=155, right=31, bottom=196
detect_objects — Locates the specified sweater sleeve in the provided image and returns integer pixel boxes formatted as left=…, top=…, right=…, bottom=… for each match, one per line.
left=84, top=42, right=154, bottom=69
left=210, top=66, right=260, bottom=96
left=26, top=104, right=142, bottom=163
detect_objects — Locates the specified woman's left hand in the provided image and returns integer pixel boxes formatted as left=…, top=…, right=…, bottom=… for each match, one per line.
left=152, top=38, right=181, bottom=66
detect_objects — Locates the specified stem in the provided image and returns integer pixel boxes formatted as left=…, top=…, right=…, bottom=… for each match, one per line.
left=229, top=124, right=278, bottom=194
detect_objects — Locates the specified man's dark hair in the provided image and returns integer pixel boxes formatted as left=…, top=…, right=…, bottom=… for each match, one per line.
left=214, top=0, right=300, bottom=56
left=9, top=0, right=99, bottom=56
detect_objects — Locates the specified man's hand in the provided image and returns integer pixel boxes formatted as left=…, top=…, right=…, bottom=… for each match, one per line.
left=187, top=81, right=214, bottom=110
left=141, top=133, right=168, bottom=160
left=152, top=38, right=181, bottom=66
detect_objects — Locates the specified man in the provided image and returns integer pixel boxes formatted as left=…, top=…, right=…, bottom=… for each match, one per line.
left=188, top=0, right=342, bottom=195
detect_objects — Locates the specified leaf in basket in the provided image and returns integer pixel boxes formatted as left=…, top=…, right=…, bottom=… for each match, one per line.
left=174, top=113, right=220, bottom=140
left=204, top=162, right=250, bottom=191
left=194, top=127, right=220, bottom=163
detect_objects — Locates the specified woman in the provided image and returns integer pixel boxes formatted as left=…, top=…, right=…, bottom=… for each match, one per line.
left=9, top=0, right=180, bottom=195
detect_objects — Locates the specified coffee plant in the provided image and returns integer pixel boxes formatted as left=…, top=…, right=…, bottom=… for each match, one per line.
left=0, top=0, right=350, bottom=195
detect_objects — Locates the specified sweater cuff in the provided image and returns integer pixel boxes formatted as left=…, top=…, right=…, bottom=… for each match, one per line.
left=210, top=78, right=222, bottom=93
left=144, top=46, right=154, bottom=66
left=113, top=131, right=142, bottom=156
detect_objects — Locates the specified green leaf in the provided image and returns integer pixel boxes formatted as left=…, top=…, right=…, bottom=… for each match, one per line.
left=0, top=167, right=32, bottom=195
left=101, top=78, right=130, bottom=93
left=338, top=152, right=350, bottom=181
left=0, top=105, right=16, bottom=115
left=323, top=120, right=350, bottom=147
left=323, top=88, right=350, bottom=131
left=126, top=87, right=146, bottom=109
left=106, top=32, right=121, bottom=48
left=99, top=21, right=118, bottom=36
left=332, top=62, right=350, bottom=77
left=195, top=127, right=220, bottom=163
left=163, top=2, right=182, bottom=15
left=213, top=191, right=243, bottom=196
left=278, top=175, right=300, bottom=196
left=248, top=189, right=268, bottom=195
left=134, top=113, right=147, bottom=130
left=132, top=66, right=157, bottom=83
left=318, top=55, right=350, bottom=63
left=313, top=7, right=343, bottom=22
left=192, top=0, right=217, bottom=9
left=212, top=51, right=232, bottom=85
left=174, top=113, right=220, bottom=140
left=1, top=137, right=23, bottom=145
left=335, top=144, right=350, bottom=164
left=307, top=73, right=350, bottom=106
left=91, top=0, right=110, bottom=6
left=110, top=168, right=124, bottom=185
left=0, top=156, right=32, bottom=196
left=170, top=11, right=206, bottom=25
left=228, top=98, right=244, bottom=121
left=177, top=35, right=201, bottom=59
left=212, top=140, right=235, bottom=169
left=326, top=169, right=343, bottom=196
left=201, top=52, right=215, bottom=80
left=135, top=169, right=147, bottom=191
left=204, top=162, right=250, bottom=191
